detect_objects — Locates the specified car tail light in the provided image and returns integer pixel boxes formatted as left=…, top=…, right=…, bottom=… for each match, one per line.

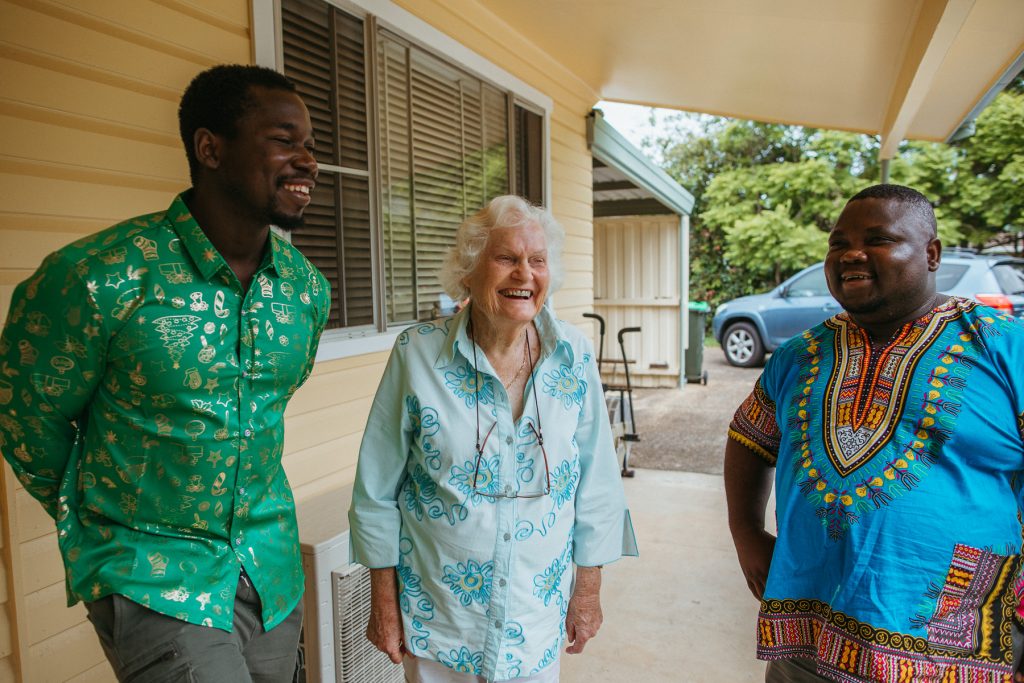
left=974, top=293, right=1013, bottom=313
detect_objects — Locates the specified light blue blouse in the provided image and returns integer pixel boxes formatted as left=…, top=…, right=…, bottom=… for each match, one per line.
left=349, top=305, right=637, bottom=681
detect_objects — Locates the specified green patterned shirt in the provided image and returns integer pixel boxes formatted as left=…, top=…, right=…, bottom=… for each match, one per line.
left=0, top=193, right=329, bottom=631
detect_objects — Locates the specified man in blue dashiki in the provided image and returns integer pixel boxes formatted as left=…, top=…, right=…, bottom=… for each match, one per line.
left=725, top=184, right=1024, bottom=683
left=349, top=303, right=637, bottom=682
left=0, top=65, right=329, bottom=681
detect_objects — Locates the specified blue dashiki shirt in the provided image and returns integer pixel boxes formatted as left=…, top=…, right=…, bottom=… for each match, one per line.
left=349, top=305, right=637, bottom=682
left=729, top=297, right=1024, bottom=683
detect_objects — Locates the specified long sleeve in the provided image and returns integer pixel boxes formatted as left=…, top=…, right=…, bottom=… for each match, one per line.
left=348, top=337, right=413, bottom=568
left=0, top=252, right=107, bottom=519
left=570, top=337, right=638, bottom=566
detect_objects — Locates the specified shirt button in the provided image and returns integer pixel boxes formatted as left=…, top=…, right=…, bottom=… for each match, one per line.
left=503, top=533, right=511, bottom=541
left=234, top=537, right=242, bottom=546
left=499, top=579, right=507, bottom=587
left=494, top=620, right=502, bottom=629
left=244, top=429, right=252, bottom=438
left=505, top=436, right=513, bottom=445
left=504, top=485, right=513, bottom=496
left=239, top=488, right=246, bottom=496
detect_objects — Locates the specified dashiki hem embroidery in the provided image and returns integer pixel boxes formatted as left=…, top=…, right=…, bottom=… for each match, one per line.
left=729, top=298, right=1024, bottom=683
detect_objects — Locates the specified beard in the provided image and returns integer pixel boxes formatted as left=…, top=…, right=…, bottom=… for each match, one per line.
left=266, top=197, right=306, bottom=231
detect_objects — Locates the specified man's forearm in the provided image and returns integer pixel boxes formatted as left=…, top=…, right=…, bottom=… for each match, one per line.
left=723, top=437, right=774, bottom=538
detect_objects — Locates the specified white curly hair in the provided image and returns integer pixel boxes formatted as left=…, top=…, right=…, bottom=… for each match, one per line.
left=440, top=195, right=565, bottom=301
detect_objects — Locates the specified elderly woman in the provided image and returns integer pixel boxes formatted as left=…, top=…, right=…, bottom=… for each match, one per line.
left=348, top=196, right=636, bottom=683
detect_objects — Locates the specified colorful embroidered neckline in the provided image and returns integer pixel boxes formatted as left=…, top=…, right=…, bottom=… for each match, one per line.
left=820, top=300, right=962, bottom=476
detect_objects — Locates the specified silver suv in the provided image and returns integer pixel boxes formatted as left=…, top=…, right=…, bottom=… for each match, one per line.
left=711, top=253, right=1024, bottom=367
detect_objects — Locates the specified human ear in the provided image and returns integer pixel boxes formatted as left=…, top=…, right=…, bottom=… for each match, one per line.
left=193, top=128, right=222, bottom=171
left=927, top=238, right=942, bottom=272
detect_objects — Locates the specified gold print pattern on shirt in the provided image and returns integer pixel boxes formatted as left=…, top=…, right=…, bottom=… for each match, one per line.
left=98, top=247, right=127, bottom=265
left=210, top=472, right=227, bottom=497
left=258, top=274, right=274, bottom=298
left=213, top=290, right=230, bottom=318
left=18, top=340, right=38, bottom=365
left=271, top=303, right=295, bottom=324
left=50, top=356, right=74, bottom=375
left=133, top=235, right=159, bottom=261
left=185, top=420, right=205, bottom=441
left=25, top=311, right=50, bottom=337
left=159, top=262, right=192, bottom=285
left=0, top=381, right=13, bottom=406
left=153, top=315, right=200, bottom=369
left=0, top=196, right=329, bottom=630
left=31, top=373, right=69, bottom=397
left=112, top=288, right=144, bottom=321
left=197, top=335, right=216, bottom=364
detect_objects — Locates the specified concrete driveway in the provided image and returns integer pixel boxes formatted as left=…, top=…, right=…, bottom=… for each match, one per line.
left=561, top=351, right=771, bottom=682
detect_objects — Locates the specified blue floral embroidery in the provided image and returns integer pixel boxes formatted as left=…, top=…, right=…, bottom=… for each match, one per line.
left=403, top=464, right=467, bottom=525
left=542, top=363, right=587, bottom=409
left=549, top=459, right=579, bottom=508
left=450, top=456, right=500, bottom=502
left=532, top=553, right=568, bottom=607
left=515, top=419, right=539, bottom=484
left=445, top=363, right=494, bottom=408
left=530, top=646, right=558, bottom=675
left=439, top=646, right=483, bottom=675
left=504, top=653, right=523, bottom=678
left=404, top=464, right=437, bottom=521
left=442, top=559, right=493, bottom=606
left=398, top=321, right=445, bottom=346
left=397, top=536, right=434, bottom=654
left=504, top=621, right=526, bottom=646
left=407, top=396, right=441, bottom=470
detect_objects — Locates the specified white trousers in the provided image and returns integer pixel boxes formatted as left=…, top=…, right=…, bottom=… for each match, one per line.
left=403, top=655, right=560, bottom=683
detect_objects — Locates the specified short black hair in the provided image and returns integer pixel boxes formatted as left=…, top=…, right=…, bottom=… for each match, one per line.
left=178, top=64, right=297, bottom=184
left=847, top=183, right=937, bottom=238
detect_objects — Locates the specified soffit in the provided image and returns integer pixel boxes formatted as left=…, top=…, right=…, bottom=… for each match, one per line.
left=475, top=0, right=1024, bottom=154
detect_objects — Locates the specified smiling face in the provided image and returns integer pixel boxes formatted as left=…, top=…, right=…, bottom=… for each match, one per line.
left=215, top=86, right=317, bottom=230
left=825, top=197, right=941, bottom=334
left=463, top=221, right=550, bottom=332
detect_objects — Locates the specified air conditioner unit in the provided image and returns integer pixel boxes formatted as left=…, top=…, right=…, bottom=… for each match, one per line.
left=295, top=486, right=403, bottom=683
left=333, top=564, right=403, bottom=683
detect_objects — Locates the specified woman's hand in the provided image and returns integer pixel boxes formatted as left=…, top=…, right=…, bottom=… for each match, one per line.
left=367, top=567, right=405, bottom=664
left=565, top=566, right=603, bottom=654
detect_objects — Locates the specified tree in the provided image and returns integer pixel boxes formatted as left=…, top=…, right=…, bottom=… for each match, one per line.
left=647, top=78, right=1024, bottom=313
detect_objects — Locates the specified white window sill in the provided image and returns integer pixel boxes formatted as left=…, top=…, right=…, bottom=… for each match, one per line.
left=314, top=328, right=402, bottom=362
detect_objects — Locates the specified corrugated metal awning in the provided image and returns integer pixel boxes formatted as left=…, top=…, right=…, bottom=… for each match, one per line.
left=588, top=111, right=695, bottom=217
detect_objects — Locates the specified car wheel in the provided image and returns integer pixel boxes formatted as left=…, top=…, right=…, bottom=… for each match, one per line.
left=722, top=322, right=765, bottom=368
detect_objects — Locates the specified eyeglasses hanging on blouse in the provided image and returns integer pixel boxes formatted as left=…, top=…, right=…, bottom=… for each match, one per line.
left=468, top=314, right=551, bottom=499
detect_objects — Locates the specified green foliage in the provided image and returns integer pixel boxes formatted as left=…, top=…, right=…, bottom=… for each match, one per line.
left=646, top=83, right=1024, bottom=312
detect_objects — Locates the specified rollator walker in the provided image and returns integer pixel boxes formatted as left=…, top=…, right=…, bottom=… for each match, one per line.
left=582, top=312, right=640, bottom=477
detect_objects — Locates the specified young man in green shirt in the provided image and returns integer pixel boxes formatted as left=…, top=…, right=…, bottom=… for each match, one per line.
left=0, top=64, right=330, bottom=681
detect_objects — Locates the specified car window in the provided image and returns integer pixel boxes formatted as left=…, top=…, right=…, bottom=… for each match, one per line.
left=935, top=263, right=968, bottom=291
left=993, top=262, right=1024, bottom=295
left=785, top=268, right=830, bottom=298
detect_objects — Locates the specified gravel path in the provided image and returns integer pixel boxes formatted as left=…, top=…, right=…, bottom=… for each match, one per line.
left=619, top=350, right=763, bottom=474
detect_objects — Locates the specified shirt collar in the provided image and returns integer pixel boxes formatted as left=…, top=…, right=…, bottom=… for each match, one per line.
left=168, top=191, right=281, bottom=282
left=433, top=303, right=573, bottom=369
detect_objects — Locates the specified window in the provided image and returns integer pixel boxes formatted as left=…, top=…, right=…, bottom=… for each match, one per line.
left=275, top=0, right=546, bottom=335
left=513, top=104, right=543, bottom=205
left=784, top=268, right=830, bottom=298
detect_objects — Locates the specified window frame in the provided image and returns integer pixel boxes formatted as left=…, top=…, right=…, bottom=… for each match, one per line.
left=253, top=0, right=553, bottom=362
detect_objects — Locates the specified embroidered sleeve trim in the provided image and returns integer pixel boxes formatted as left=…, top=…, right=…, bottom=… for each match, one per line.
left=728, top=379, right=780, bottom=464
left=727, top=429, right=777, bottom=466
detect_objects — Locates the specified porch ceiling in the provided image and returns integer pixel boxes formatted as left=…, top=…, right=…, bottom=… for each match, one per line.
left=476, top=0, right=1024, bottom=158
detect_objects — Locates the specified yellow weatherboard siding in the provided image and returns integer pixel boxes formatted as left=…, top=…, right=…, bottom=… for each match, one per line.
left=0, top=0, right=597, bottom=680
